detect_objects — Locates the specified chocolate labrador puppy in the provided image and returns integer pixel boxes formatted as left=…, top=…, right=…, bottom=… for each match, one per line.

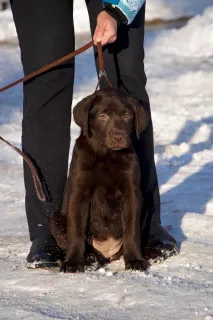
left=50, top=88, right=149, bottom=272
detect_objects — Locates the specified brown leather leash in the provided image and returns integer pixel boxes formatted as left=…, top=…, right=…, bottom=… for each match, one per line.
left=95, top=42, right=112, bottom=91
left=0, top=41, right=112, bottom=93
left=0, top=41, right=112, bottom=202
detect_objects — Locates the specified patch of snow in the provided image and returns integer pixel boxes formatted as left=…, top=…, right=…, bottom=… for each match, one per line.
left=0, top=9, right=17, bottom=42
left=0, top=1, right=92, bottom=43
left=147, top=7, right=213, bottom=59
left=146, top=0, right=213, bottom=21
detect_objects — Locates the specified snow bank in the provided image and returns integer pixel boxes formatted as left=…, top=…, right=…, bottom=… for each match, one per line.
left=147, top=6, right=213, bottom=59
left=0, top=9, right=16, bottom=42
left=73, top=0, right=91, bottom=35
left=146, top=0, right=213, bottom=21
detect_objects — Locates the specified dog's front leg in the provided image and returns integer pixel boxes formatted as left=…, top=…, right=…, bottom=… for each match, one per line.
left=60, top=192, right=90, bottom=273
left=122, top=189, right=149, bottom=271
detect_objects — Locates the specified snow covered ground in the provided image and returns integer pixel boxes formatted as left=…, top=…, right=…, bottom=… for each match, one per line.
left=145, top=0, right=213, bottom=21
left=0, top=2, right=213, bottom=320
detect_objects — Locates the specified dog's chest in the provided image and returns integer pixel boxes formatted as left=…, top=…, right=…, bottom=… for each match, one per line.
left=93, top=158, right=127, bottom=191
left=87, top=154, right=135, bottom=259
left=88, top=164, right=125, bottom=258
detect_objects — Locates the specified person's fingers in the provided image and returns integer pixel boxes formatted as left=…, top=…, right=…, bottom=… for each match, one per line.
left=100, top=33, right=117, bottom=46
left=101, top=26, right=117, bottom=46
left=93, top=27, right=106, bottom=45
left=93, top=26, right=102, bottom=45
left=93, top=21, right=106, bottom=45
left=100, top=32, right=112, bottom=46
left=93, top=26, right=98, bottom=45
left=109, top=35, right=117, bottom=44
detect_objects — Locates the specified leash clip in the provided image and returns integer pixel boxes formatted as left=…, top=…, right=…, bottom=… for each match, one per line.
left=95, top=69, right=113, bottom=92
left=99, top=70, right=107, bottom=78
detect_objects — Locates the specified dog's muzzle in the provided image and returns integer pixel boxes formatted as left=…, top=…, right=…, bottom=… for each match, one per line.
left=106, top=130, right=130, bottom=150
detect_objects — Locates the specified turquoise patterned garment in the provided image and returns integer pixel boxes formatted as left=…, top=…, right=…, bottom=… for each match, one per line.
left=103, top=0, right=145, bottom=24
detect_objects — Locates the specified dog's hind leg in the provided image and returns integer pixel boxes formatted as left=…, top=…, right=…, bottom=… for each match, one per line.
left=50, top=178, right=70, bottom=252
left=50, top=211, right=67, bottom=252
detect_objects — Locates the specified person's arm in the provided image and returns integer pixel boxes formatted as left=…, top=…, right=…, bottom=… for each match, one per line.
left=103, top=0, right=145, bottom=25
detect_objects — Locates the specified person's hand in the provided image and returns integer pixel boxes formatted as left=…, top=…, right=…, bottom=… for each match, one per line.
left=93, top=11, right=117, bottom=46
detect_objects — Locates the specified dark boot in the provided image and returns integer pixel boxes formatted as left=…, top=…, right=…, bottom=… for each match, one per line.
left=144, top=222, right=179, bottom=262
left=26, top=235, right=65, bottom=268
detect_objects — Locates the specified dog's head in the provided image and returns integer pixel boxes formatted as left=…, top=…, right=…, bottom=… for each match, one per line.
left=73, top=88, right=149, bottom=150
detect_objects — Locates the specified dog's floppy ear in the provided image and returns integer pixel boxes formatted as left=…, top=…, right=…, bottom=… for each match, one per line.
left=132, top=99, right=149, bottom=139
left=73, top=94, right=95, bottom=136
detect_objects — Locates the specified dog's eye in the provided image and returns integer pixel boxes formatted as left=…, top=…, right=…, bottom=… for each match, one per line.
left=124, top=112, right=130, bottom=118
left=99, top=114, right=109, bottom=121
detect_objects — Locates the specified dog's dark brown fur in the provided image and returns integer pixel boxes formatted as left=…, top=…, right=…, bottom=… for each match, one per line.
left=50, top=88, right=149, bottom=272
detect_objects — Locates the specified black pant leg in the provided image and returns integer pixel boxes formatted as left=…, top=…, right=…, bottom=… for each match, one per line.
left=10, top=0, right=75, bottom=240
left=86, top=1, right=160, bottom=223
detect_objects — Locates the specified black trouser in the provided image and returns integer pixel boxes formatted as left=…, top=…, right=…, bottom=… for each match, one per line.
left=10, top=0, right=160, bottom=241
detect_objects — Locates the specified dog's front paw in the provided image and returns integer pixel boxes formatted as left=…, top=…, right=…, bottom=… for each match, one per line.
left=125, top=258, right=149, bottom=271
left=59, top=260, right=84, bottom=273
